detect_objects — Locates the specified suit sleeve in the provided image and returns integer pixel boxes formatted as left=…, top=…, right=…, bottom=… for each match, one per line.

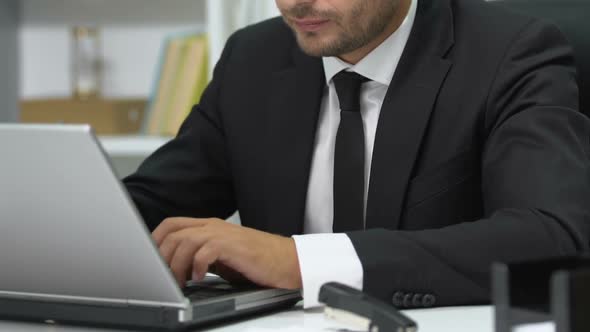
left=347, top=20, right=590, bottom=307
left=123, top=33, right=241, bottom=231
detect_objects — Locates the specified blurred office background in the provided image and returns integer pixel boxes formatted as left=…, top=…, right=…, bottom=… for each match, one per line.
left=5, top=0, right=580, bottom=178
left=0, top=0, right=279, bottom=179
left=1, top=1, right=586, bottom=228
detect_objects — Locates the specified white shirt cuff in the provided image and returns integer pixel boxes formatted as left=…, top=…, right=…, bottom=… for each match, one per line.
left=292, top=233, right=364, bottom=309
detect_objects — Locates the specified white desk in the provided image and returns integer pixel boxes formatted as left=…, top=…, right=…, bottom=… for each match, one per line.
left=98, top=136, right=172, bottom=158
left=0, top=305, right=494, bottom=332
left=97, top=135, right=172, bottom=178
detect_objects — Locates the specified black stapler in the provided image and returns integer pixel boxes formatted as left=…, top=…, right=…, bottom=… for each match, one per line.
left=319, top=282, right=418, bottom=332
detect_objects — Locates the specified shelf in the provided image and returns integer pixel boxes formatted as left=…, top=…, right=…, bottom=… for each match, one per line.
left=0, top=0, right=278, bottom=123
left=19, top=0, right=205, bottom=25
left=18, top=0, right=206, bottom=99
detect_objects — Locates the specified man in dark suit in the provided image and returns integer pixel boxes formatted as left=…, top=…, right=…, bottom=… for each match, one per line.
left=124, top=0, right=590, bottom=308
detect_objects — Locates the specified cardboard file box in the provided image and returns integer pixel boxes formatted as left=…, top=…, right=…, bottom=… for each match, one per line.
left=20, top=98, right=147, bottom=135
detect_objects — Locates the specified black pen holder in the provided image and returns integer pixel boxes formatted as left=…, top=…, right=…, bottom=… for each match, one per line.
left=493, top=256, right=590, bottom=332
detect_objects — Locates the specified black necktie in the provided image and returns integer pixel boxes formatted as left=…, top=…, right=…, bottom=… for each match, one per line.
left=333, top=71, right=369, bottom=233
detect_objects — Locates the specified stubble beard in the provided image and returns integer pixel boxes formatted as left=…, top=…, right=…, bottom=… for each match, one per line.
left=287, top=0, right=401, bottom=58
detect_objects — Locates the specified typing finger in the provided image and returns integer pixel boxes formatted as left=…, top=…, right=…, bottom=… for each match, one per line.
left=192, top=244, right=220, bottom=282
left=169, top=233, right=207, bottom=286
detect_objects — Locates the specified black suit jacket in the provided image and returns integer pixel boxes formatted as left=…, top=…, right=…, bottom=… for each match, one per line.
left=124, top=0, right=590, bottom=308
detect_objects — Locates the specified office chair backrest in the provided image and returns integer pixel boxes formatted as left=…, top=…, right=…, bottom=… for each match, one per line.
left=493, top=0, right=590, bottom=117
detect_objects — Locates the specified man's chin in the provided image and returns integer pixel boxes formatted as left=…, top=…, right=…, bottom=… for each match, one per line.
left=294, top=33, right=351, bottom=58
left=295, top=38, right=331, bottom=58
left=297, top=46, right=325, bottom=58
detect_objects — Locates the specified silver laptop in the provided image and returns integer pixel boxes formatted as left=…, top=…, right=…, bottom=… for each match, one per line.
left=0, top=124, right=301, bottom=329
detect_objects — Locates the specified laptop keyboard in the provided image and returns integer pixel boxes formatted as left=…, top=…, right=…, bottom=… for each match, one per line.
left=182, top=278, right=258, bottom=301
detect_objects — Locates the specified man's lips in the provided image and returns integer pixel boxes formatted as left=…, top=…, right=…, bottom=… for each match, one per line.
left=293, top=18, right=330, bottom=32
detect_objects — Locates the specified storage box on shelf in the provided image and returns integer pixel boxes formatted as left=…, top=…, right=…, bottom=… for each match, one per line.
left=20, top=98, right=147, bottom=135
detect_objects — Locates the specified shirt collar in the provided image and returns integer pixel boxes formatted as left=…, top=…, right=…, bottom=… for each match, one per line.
left=322, top=0, right=417, bottom=86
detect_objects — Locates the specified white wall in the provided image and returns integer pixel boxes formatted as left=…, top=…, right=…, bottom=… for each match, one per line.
left=19, top=0, right=205, bottom=99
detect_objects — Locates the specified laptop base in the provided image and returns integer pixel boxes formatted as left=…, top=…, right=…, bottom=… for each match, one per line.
left=0, top=296, right=300, bottom=330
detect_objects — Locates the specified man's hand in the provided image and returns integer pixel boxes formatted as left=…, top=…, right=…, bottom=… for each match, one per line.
left=152, top=218, right=303, bottom=290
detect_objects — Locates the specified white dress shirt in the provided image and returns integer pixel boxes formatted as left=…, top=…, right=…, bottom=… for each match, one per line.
left=292, top=0, right=418, bottom=308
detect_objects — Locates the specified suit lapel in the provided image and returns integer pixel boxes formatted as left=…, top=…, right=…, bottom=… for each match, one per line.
left=263, top=47, right=324, bottom=236
left=366, top=0, right=455, bottom=230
